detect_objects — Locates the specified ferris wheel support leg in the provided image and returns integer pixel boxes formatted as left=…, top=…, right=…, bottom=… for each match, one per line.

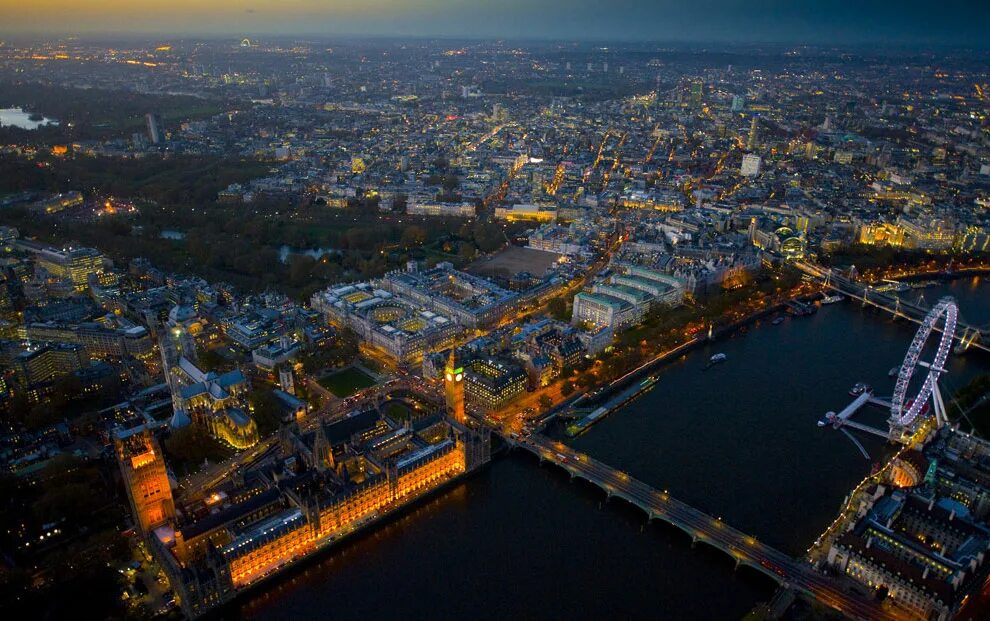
left=932, top=383, right=948, bottom=429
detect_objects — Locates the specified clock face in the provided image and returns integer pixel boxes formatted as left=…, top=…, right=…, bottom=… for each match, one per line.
left=455, top=373, right=463, bottom=382
left=446, top=373, right=453, bottom=381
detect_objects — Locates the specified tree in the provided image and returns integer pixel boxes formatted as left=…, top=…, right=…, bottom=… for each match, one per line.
left=198, top=349, right=226, bottom=373
left=248, top=389, right=284, bottom=437
left=547, top=296, right=570, bottom=321
left=164, top=425, right=229, bottom=468
left=26, top=401, right=61, bottom=431
left=286, top=253, right=318, bottom=289
left=538, top=394, right=553, bottom=411
left=401, top=224, right=428, bottom=247
left=458, top=242, right=477, bottom=262
left=560, top=381, right=575, bottom=397
left=442, top=174, right=460, bottom=192
left=472, top=221, right=505, bottom=253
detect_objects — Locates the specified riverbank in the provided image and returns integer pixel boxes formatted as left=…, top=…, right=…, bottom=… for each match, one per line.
left=863, top=261, right=990, bottom=284
left=560, top=291, right=824, bottom=435
left=892, top=266, right=990, bottom=282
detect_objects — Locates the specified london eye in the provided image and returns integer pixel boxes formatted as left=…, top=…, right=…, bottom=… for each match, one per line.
left=889, top=297, right=958, bottom=430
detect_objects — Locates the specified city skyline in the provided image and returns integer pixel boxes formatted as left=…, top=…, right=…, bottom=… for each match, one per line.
left=2, top=1, right=989, bottom=47
left=2, top=17, right=990, bottom=621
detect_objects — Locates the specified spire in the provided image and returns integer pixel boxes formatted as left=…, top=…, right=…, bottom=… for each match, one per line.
left=313, top=424, right=331, bottom=472
left=447, top=348, right=456, bottom=371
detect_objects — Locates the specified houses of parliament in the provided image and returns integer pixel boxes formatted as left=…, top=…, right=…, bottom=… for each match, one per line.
left=116, top=365, right=489, bottom=618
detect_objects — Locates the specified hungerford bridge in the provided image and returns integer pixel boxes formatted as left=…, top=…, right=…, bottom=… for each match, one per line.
left=819, top=295, right=963, bottom=460
left=795, top=261, right=989, bottom=355
left=495, top=296, right=978, bottom=620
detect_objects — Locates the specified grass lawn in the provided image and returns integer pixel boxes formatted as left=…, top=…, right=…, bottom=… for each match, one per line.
left=319, top=367, right=377, bottom=397
left=383, top=401, right=413, bottom=421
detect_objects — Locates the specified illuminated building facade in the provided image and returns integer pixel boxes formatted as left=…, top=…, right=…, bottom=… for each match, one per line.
left=33, top=191, right=84, bottom=215
left=463, top=357, right=527, bottom=412
left=175, top=360, right=258, bottom=449
left=312, top=282, right=461, bottom=364
left=31, top=245, right=104, bottom=291
left=10, top=343, right=88, bottom=400
left=160, top=305, right=202, bottom=426
left=571, top=265, right=685, bottom=329
left=23, top=321, right=153, bottom=360
left=382, top=264, right=519, bottom=329
left=159, top=303, right=258, bottom=448
left=406, top=201, right=477, bottom=218
left=740, top=153, right=761, bottom=177
left=897, top=216, right=955, bottom=251
left=954, top=226, right=990, bottom=254
left=858, top=222, right=906, bottom=247
left=145, top=406, right=489, bottom=618
left=493, top=203, right=557, bottom=222
left=222, top=308, right=282, bottom=350
left=572, top=291, right=620, bottom=328
left=619, top=190, right=686, bottom=212
left=857, top=216, right=956, bottom=251
left=115, top=426, right=176, bottom=536
left=826, top=429, right=990, bottom=620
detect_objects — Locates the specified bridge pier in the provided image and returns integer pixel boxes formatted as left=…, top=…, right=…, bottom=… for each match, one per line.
left=508, top=432, right=893, bottom=621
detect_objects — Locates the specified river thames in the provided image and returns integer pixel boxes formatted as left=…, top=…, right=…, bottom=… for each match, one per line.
left=229, top=276, right=989, bottom=621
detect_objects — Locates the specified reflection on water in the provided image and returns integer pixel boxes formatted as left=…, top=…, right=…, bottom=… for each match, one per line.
left=233, top=457, right=773, bottom=621
left=278, top=245, right=337, bottom=264
left=160, top=229, right=186, bottom=240
left=0, top=107, right=58, bottom=130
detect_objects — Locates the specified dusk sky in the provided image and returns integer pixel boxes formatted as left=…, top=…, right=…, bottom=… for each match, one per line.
left=1, top=0, right=988, bottom=46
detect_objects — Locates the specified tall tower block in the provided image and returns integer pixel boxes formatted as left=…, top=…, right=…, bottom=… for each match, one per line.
left=444, top=350, right=466, bottom=425
left=115, top=426, right=175, bottom=536
left=279, top=365, right=295, bottom=395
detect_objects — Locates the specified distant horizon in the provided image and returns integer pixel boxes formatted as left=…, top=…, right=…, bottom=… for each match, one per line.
left=2, top=31, right=989, bottom=53
left=1, top=1, right=988, bottom=48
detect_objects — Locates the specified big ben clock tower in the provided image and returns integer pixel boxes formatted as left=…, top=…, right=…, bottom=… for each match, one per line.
left=444, top=350, right=466, bottom=425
